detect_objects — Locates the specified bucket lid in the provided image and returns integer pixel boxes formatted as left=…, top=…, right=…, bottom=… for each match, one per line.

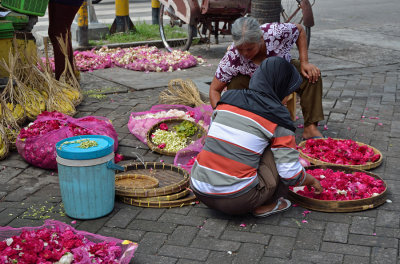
left=56, top=135, right=114, bottom=160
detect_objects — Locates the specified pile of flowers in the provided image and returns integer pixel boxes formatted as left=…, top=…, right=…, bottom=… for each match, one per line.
left=298, top=138, right=381, bottom=165
left=151, top=120, right=198, bottom=153
left=0, top=226, right=124, bottom=263
left=16, top=111, right=118, bottom=169
left=290, top=168, right=385, bottom=200
left=41, top=46, right=204, bottom=72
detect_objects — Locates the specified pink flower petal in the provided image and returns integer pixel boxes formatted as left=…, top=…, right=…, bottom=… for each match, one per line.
left=301, top=220, right=308, bottom=223
left=239, top=223, right=247, bottom=227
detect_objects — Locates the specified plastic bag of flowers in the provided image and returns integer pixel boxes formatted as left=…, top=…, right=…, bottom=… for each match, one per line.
left=128, top=104, right=212, bottom=144
left=16, top=111, right=119, bottom=170
left=0, top=219, right=137, bottom=264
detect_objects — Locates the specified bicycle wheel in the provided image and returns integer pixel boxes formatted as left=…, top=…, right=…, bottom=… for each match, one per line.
left=159, top=4, right=194, bottom=52
left=280, top=0, right=311, bottom=47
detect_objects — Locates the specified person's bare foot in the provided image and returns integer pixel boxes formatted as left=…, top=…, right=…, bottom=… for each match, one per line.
left=253, top=198, right=290, bottom=216
left=302, top=123, right=323, bottom=140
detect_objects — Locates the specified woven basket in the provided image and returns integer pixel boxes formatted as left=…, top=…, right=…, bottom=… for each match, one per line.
left=134, top=189, right=191, bottom=202
left=288, top=165, right=387, bottom=212
left=115, top=162, right=190, bottom=198
left=120, top=191, right=197, bottom=208
left=0, top=124, right=10, bottom=161
left=298, top=138, right=383, bottom=170
left=115, top=174, right=159, bottom=189
left=146, top=118, right=206, bottom=156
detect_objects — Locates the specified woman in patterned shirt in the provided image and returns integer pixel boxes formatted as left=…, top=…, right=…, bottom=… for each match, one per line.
left=191, top=57, right=322, bottom=217
left=209, top=17, right=324, bottom=140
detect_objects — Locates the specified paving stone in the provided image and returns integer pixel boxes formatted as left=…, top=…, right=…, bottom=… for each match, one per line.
left=291, top=249, right=343, bottom=264
left=251, top=224, right=298, bottom=237
left=159, top=213, right=206, bottom=227
left=127, top=219, right=177, bottom=234
left=198, top=218, right=228, bottom=238
left=0, top=208, right=26, bottom=226
left=132, top=252, right=177, bottom=264
left=376, top=210, right=400, bottom=228
left=105, top=207, right=141, bottom=228
left=343, top=255, right=370, bottom=264
left=328, top=112, right=346, bottom=122
left=233, top=243, right=264, bottom=264
left=191, top=237, right=241, bottom=252
left=295, top=229, right=323, bottom=250
left=264, top=236, right=295, bottom=258
left=348, top=234, right=398, bottom=248
left=323, top=222, right=349, bottom=243
left=349, top=216, right=375, bottom=235
left=280, top=218, right=326, bottom=230
left=136, top=232, right=168, bottom=254
left=176, top=259, right=204, bottom=264
left=76, top=216, right=111, bottom=234
left=158, top=245, right=209, bottom=261
left=166, top=226, right=198, bottom=246
left=370, top=247, right=397, bottom=264
left=205, top=251, right=234, bottom=264
left=374, top=227, right=400, bottom=239
left=221, top=230, right=271, bottom=245
left=321, top=242, right=370, bottom=257
left=98, top=226, right=144, bottom=242
left=136, top=208, right=166, bottom=221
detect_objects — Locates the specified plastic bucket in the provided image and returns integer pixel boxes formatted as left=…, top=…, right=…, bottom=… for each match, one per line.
left=56, top=135, right=124, bottom=219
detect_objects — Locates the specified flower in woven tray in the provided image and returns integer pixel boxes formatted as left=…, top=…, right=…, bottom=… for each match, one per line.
left=159, top=123, right=168, bottom=131
left=290, top=168, right=385, bottom=201
left=151, top=129, right=188, bottom=152
left=298, top=138, right=381, bottom=165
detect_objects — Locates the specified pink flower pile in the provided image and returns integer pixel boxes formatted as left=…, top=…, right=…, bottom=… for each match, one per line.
left=0, top=226, right=122, bottom=263
left=290, top=168, right=385, bottom=201
left=299, top=138, right=381, bottom=165
left=41, top=46, right=202, bottom=72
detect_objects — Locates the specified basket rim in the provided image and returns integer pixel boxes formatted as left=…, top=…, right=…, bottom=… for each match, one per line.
left=288, top=165, right=387, bottom=212
left=119, top=191, right=197, bottom=208
left=146, top=118, right=206, bottom=156
left=297, top=138, right=383, bottom=170
left=115, top=173, right=159, bottom=190
left=115, top=162, right=190, bottom=198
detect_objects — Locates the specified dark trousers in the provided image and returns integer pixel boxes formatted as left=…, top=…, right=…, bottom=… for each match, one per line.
left=192, top=147, right=288, bottom=215
left=48, top=2, right=81, bottom=80
left=227, top=59, right=324, bottom=127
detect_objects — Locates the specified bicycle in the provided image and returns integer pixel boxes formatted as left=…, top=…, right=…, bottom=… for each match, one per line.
left=159, top=0, right=314, bottom=52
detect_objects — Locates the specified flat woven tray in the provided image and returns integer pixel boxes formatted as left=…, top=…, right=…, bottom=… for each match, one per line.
left=115, top=174, right=159, bottom=189
left=288, top=165, right=387, bottom=212
left=146, top=118, right=206, bottom=156
left=134, top=189, right=191, bottom=202
left=115, top=162, right=190, bottom=198
left=120, top=191, right=197, bottom=208
left=298, top=138, right=383, bottom=170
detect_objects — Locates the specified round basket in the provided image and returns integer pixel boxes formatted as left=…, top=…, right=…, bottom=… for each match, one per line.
left=297, top=138, right=383, bottom=170
left=120, top=191, right=197, bottom=208
left=146, top=118, right=206, bottom=156
left=134, top=189, right=191, bottom=202
left=115, top=162, right=190, bottom=198
left=115, top=174, right=159, bottom=189
left=288, top=165, right=387, bottom=212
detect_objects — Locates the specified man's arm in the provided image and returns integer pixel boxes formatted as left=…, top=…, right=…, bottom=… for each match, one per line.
left=295, top=24, right=320, bottom=83
left=209, top=76, right=228, bottom=109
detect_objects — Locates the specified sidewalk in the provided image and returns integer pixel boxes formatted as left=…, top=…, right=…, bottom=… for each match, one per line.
left=1, top=33, right=400, bottom=264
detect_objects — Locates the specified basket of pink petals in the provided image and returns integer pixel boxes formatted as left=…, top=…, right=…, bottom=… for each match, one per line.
left=289, top=165, right=387, bottom=212
left=297, top=137, right=383, bottom=170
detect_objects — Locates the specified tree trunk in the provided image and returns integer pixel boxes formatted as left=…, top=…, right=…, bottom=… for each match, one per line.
left=251, top=0, right=281, bottom=25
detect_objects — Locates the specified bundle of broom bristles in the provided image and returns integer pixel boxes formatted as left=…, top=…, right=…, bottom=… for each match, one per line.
left=0, top=35, right=83, bottom=160
left=159, top=78, right=209, bottom=107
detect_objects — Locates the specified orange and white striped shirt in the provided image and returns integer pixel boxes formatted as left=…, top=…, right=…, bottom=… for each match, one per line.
left=191, top=104, right=305, bottom=197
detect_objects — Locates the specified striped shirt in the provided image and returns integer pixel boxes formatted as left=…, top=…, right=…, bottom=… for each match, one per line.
left=190, top=104, right=305, bottom=197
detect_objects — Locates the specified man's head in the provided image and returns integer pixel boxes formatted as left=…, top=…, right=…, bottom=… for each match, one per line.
left=231, top=17, right=263, bottom=60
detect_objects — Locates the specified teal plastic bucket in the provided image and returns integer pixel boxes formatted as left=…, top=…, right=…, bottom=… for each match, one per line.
left=56, top=135, right=125, bottom=219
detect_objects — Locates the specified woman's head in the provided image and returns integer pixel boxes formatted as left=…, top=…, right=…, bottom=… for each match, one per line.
left=232, top=17, right=263, bottom=60
left=249, top=57, right=302, bottom=101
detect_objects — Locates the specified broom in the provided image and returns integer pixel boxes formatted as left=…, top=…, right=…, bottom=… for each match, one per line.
left=159, top=79, right=208, bottom=107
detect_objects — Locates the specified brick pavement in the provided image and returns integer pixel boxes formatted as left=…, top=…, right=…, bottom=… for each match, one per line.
left=0, top=44, right=399, bottom=263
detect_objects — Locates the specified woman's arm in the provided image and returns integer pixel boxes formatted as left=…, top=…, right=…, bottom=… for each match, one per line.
left=209, top=76, right=228, bottom=109
left=295, top=24, right=320, bottom=83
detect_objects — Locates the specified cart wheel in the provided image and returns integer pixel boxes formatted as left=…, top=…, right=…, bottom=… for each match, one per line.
left=159, top=4, right=194, bottom=52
